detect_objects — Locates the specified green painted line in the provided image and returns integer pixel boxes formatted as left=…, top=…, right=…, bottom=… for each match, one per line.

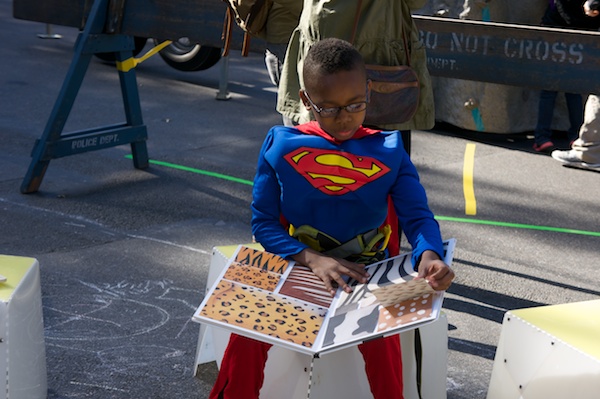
left=436, top=215, right=600, bottom=237
left=125, top=155, right=254, bottom=186
left=127, top=155, right=600, bottom=238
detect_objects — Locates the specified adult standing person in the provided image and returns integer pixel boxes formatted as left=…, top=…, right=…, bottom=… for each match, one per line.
left=532, top=0, right=600, bottom=153
left=551, top=94, right=600, bottom=170
left=263, top=0, right=303, bottom=94
left=276, top=0, right=435, bottom=155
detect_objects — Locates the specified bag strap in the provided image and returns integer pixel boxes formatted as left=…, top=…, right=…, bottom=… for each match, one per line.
left=242, top=32, right=251, bottom=57
left=221, top=5, right=251, bottom=57
left=350, top=0, right=411, bottom=66
left=350, top=0, right=364, bottom=45
left=401, top=23, right=412, bottom=67
left=222, top=7, right=234, bottom=57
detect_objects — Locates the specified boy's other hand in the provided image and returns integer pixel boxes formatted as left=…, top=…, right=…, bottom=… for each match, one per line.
left=292, top=248, right=370, bottom=296
left=417, top=250, right=455, bottom=291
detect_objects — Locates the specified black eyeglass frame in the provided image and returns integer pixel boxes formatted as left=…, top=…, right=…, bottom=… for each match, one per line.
left=303, top=89, right=370, bottom=118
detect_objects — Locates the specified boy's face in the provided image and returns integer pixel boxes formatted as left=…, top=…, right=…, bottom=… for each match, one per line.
left=300, top=68, right=371, bottom=142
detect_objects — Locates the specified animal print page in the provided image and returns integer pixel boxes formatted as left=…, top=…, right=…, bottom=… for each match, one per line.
left=194, top=245, right=333, bottom=354
left=194, top=240, right=455, bottom=355
left=315, top=239, right=455, bottom=353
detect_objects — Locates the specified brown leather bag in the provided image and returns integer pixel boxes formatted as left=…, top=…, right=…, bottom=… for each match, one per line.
left=363, top=64, right=420, bottom=125
left=351, top=0, right=420, bottom=126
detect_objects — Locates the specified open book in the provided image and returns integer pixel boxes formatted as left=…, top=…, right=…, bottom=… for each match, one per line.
left=193, top=239, right=455, bottom=356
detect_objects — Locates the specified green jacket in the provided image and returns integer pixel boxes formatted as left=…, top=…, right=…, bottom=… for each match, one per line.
left=264, top=0, right=304, bottom=44
left=277, top=0, right=434, bottom=131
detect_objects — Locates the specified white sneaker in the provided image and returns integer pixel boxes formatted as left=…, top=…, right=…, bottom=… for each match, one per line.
left=551, top=150, right=600, bottom=170
left=551, top=150, right=582, bottom=163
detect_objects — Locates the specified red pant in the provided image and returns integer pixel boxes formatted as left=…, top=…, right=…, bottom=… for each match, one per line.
left=209, top=333, right=404, bottom=399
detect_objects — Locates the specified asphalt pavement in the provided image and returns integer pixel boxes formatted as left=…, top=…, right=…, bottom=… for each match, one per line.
left=2, top=1, right=600, bottom=398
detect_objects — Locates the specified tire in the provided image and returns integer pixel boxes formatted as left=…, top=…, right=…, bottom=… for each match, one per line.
left=154, top=38, right=221, bottom=72
left=95, top=36, right=148, bottom=63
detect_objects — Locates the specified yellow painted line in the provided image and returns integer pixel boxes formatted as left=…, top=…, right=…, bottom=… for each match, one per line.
left=463, top=143, right=477, bottom=215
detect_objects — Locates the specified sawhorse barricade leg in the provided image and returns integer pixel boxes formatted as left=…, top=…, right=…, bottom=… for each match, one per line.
left=20, top=0, right=148, bottom=194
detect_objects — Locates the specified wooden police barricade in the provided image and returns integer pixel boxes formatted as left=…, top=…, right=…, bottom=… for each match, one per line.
left=194, top=244, right=450, bottom=399
left=12, top=0, right=233, bottom=194
left=487, top=300, right=600, bottom=399
left=0, top=256, right=47, bottom=399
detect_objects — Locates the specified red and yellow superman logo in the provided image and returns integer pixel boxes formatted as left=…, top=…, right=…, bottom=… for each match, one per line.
left=284, top=147, right=390, bottom=195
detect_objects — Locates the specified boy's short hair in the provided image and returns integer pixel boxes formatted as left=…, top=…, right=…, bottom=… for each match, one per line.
left=303, top=38, right=365, bottom=89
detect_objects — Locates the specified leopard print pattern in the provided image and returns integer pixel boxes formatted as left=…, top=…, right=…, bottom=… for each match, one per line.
left=223, top=262, right=281, bottom=291
left=200, top=280, right=327, bottom=347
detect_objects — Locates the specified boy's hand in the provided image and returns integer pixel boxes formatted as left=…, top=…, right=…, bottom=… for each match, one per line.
left=417, top=250, right=455, bottom=291
left=292, top=248, right=369, bottom=296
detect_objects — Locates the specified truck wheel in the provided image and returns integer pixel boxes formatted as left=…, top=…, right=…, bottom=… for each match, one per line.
left=154, top=38, right=221, bottom=71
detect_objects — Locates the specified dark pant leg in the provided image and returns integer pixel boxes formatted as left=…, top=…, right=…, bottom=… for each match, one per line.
left=565, top=92, right=584, bottom=141
left=535, top=90, right=558, bottom=145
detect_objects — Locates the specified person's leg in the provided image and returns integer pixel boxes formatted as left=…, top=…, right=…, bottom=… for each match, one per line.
left=575, top=94, right=600, bottom=164
left=358, top=335, right=404, bottom=399
left=265, top=44, right=296, bottom=127
left=534, top=90, right=558, bottom=150
left=209, top=334, right=272, bottom=399
left=564, top=92, right=584, bottom=143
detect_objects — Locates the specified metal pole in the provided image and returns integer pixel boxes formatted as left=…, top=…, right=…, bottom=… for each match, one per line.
left=216, top=55, right=231, bottom=101
left=37, top=24, right=62, bottom=39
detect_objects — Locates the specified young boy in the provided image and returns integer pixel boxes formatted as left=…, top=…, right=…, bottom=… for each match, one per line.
left=209, top=38, right=454, bottom=399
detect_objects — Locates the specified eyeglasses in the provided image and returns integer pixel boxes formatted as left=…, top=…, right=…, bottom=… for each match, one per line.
left=304, top=91, right=368, bottom=118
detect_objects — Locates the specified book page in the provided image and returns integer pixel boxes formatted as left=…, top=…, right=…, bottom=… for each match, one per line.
left=193, top=246, right=334, bottom=354
left=316, top=239, right=455, bottom=353
left=193, top=239, right=456, bottom=355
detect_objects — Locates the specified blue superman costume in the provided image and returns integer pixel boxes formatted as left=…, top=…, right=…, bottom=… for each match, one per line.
left=209, top=122, right=444, bottom=399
